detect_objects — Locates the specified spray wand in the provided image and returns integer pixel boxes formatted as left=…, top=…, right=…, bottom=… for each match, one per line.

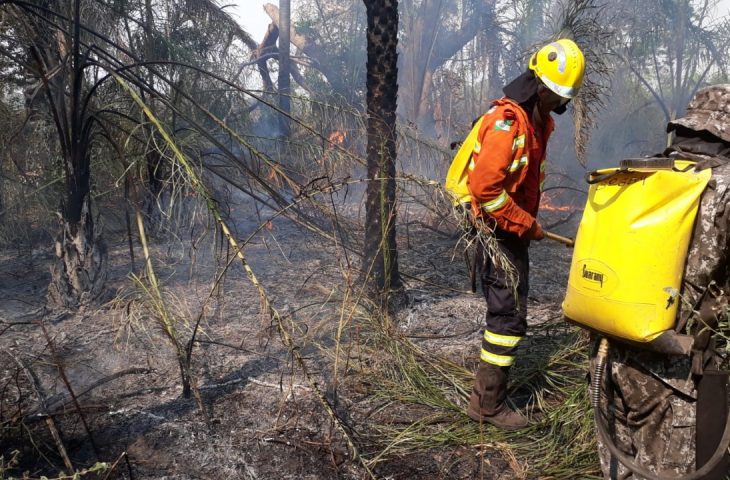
left=544, top=230, right=575, bottom=247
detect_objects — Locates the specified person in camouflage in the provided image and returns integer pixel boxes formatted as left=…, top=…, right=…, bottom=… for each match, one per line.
left=590, top=84, right=730, bottom=479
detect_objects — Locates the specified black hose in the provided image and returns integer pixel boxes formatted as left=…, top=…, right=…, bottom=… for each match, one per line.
left=592, top=340, right=730, bottom=480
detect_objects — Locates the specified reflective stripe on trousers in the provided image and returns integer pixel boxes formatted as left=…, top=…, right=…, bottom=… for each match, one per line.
left=479, top=230, right=529, bottom=367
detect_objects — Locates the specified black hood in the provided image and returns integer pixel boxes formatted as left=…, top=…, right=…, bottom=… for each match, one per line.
left=502, top=70, right=570, bottom=115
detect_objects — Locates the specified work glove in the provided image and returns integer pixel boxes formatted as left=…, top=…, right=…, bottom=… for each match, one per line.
left=525, top=220, right=544, bottom=241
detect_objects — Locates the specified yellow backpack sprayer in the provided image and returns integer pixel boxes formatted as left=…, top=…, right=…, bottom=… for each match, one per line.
left=563, top=159, right=710, bottom=349
left=562, top=157, right=730, bottom=479
left=445, top=117, right=484, bottom=208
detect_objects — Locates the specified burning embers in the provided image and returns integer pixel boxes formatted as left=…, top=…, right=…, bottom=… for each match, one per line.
left=540, top=191, right=581, bottom=213
left=318, top=130, right=348, bottom=168
left=328, top=130, right=346, bottom=145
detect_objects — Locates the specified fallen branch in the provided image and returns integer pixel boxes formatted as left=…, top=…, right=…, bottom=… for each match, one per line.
left=40, top=367, right=152, bottom=417
left=0, top=319, right=33, bottom=336
left=249, top=378, right=311, bottom=392
left=40, top=319, right=100, bottom=459
left=8, top=352, right=74, bottom=472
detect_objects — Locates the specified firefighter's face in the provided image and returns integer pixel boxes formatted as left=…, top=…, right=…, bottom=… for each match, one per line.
left=537, top=83, right=569, bottom=112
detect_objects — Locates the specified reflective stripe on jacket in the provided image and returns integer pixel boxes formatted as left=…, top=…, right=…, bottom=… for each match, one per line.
left=467, top=98, right=554, bottom=236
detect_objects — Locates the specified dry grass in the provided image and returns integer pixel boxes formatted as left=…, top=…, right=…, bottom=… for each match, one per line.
left=356, top=308, right=601, bottom=479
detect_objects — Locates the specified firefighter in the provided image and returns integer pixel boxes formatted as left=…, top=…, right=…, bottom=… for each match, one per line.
left=466, top=39, right=586, bottom=429
left=591, top=85, right=730, bottom=478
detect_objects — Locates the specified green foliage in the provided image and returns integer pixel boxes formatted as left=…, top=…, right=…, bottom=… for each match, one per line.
left=0, top=450, right=110, bottom=480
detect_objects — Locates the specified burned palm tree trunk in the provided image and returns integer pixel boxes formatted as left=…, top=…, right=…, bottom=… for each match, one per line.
left=362, top=0, right=401, bottom=297
left=48, top=128, right=107, bottom=309
left=45, top=0, right=107, bottom=308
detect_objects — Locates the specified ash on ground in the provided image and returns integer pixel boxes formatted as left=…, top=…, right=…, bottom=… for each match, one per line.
left=0, top=208, right=577, bottom=479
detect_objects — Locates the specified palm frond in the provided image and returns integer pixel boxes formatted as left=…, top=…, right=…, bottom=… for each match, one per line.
left=549, top=0, right=615, bottom=166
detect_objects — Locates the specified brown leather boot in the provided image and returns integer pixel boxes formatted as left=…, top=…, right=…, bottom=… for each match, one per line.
left=467, top=361, right=528, bottom=430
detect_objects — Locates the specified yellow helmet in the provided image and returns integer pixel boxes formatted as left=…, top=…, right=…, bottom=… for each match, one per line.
left=529, top=39, right=585, bottom=99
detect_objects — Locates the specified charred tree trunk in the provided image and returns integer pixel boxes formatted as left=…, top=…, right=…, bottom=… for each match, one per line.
left=249, top=22, right=315, bottom=101
left=45, top=0, right=107, bottom=308
left=48, top=190, right=107, bottom=308
left=362, top=0, right=402, bottom=298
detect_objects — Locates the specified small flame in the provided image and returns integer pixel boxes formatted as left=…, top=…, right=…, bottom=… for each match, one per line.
left=540, top=191, right=577, bottom=212
left=328, top=130, right=346, bottom=145
left=318, top=130, right=347, bottom=166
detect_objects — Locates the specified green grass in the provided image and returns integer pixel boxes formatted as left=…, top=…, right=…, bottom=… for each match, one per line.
left=360, top=316, right=601, bottom=479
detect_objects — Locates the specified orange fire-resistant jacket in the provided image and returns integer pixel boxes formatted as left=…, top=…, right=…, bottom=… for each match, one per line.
left=467, top=98, right=554, bottom=236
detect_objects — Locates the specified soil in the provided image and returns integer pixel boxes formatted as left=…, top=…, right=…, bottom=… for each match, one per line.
left=0, top=207, right=576, bottom=480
